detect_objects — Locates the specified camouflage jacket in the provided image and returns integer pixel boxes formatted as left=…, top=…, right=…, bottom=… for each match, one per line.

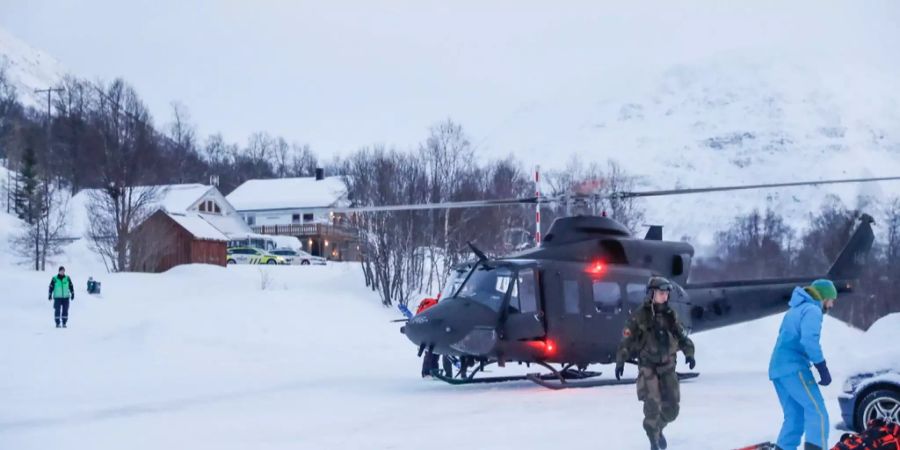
left=616, top=301, right=695, bottom=366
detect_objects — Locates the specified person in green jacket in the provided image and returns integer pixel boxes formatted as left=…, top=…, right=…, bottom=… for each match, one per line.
left=48, top=266, right=75, bottom=328
left=615, top=276, right=696, bottom=450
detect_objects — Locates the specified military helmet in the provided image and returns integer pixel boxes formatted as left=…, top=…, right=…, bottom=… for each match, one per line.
left=646, top=276, right=673, bottom=294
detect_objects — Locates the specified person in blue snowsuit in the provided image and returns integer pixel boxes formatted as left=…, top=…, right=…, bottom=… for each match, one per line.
left=768, top=279, right=838, bottom=450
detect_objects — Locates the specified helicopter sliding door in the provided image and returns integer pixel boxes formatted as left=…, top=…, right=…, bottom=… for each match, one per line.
left=502, top=268, right=546, bottom=340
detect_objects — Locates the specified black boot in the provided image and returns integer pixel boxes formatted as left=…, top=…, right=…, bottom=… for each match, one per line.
left=803, top=443, right=823, bottom=450
left=55, top=323, right=60, bottom=328
left=648, top=434, right=659, bottom=450
left=62, top=323, right=67, bottom=328
left=658, top=431, right=667, bottom=449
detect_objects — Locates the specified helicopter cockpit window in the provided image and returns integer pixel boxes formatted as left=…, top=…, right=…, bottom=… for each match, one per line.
left=455, top=265, right=513, bottom=312
left=440, top=267, right=470, bottom=299
left=509, top=269, right=538, bottom=313
left=592, top=281, right=622, bottom=312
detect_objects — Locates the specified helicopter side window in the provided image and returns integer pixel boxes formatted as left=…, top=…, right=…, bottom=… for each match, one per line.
left=592, top=281, right=622, bottom=313
left=563, top=279, right=580, bottom=314
left=509, top=269, right=538, bottom=313
left=626, top=283, right=646, bottom=304
left=672, top=255, right=684, bottom=276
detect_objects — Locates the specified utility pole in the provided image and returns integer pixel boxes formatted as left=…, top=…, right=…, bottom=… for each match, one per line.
left=33, top=87, right=64, bottom=271
left=34, top=87, right=64, bottom=139
left=34, top=87, right=64, bottom=168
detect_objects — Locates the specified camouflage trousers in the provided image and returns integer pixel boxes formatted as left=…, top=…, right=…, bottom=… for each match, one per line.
left=636, top=361, right=681, bottom=439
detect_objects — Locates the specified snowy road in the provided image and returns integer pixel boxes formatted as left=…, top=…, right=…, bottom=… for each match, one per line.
left=0, top=263, right=876, bottom=450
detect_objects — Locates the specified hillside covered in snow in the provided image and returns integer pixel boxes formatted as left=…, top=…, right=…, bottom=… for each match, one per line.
left=0, top=27, right=65, bottom=108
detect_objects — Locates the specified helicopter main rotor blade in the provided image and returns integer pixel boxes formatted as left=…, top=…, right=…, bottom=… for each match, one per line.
left=328, top=176, right=900, bottom=214
left=611, top=176, right=900, bottom=199
left=329, top=196, right=549, bottom=213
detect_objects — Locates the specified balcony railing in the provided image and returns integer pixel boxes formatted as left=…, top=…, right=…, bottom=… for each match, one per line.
left=251, top=223, right=357, bottom=238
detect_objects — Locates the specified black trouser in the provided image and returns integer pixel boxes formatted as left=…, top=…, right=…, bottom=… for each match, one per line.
left=421, top=351, right=439, bottom=377
left=53, top=298, right=70, bottom=325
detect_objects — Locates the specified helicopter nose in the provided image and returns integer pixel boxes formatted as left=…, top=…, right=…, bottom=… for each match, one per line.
left=402, top=312, right=443, bottom=347
left=402, top=298, right=499, bottom=356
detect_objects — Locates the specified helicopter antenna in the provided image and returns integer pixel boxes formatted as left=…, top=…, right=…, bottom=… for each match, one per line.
left=468, top=241, right=489, bottom=263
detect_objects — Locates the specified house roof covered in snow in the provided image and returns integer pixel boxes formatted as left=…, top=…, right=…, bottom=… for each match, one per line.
left=69, top=184, right=248, bottom=237
left=156, top=184, right=215, bottom=212
left=226, top=176, right=347, bottom=211
left=164, top=212, right=228, bottom=242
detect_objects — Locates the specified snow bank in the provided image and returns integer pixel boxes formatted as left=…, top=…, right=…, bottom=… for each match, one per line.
left=849, top=313, right=900, bottom=371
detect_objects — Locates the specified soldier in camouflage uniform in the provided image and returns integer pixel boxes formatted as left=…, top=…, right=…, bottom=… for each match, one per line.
left=615, top=276, right=696, bottom=450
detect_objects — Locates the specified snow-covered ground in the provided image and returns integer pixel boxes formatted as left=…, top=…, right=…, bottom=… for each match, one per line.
left=1, top=234, right=895, bottom=449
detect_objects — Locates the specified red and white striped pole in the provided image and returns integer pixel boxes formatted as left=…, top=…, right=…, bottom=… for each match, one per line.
left=535, top=165, right=541, bottom=246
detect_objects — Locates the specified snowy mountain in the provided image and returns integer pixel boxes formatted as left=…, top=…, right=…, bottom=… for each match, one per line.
left=499, top=56, right=900, bottom=248
left=0, top=27, right=66, bottom=108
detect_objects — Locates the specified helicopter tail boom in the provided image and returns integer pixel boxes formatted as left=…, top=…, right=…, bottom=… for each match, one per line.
left=684, top=214, right=875, bottom=333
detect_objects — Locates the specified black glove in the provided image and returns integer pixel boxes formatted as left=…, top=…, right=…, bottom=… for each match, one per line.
left=48, top=296, right=52, bottom=301
left=814, top=360, right=831, bottom=386
left=615, top=362, right=624, bottom=380
left=70, top=295, right=74, bottom=301
left=686, top=355, right=696, bottom=370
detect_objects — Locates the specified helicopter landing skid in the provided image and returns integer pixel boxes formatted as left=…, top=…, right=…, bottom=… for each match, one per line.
left=428, top=368, right=603, bottom=386
left=526, top=371, right=700, bottom=390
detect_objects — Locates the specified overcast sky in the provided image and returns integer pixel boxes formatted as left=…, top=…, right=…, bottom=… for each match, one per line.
left=2, top=1, right=898, bottom=165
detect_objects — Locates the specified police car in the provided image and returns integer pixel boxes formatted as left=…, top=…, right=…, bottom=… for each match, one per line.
left=271, top=248, right=327, bottom=266
left=226, top=247, right=288, bottom=265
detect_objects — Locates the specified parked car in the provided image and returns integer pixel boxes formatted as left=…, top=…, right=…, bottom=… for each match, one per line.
left=226, top=247, right=287, bottom=265
left=271, top=248, right=327, bottom=266
left=839, top=366, right=900, bottom=432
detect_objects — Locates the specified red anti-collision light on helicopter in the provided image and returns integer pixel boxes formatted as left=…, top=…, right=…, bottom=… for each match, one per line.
left=587, top=261, right=606, bottom=275
left=527, top=339, right=557, bottom=355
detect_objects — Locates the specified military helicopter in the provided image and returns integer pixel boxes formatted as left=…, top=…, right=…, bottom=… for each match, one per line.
left=332, top=176, right=899, bottom=389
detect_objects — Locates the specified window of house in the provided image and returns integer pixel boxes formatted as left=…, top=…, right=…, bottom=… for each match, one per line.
left=246, top=215, right=255, bottom=226
left=292, top=214, right=301, bottom=224
left=592, top=281, right=621, bottom=312
left=303, top=213, right=314, bottom=222
left=563, top=279, right=580, bottom=314
left=199, top=200, right=222, bottom=215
